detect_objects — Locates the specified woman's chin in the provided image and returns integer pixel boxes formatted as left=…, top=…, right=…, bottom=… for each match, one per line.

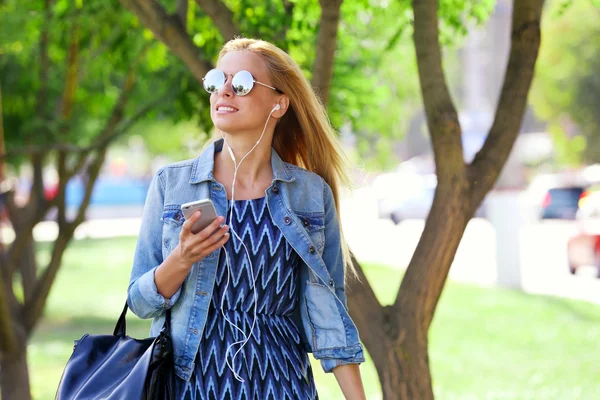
left=213, top=120, right=241, bottom=133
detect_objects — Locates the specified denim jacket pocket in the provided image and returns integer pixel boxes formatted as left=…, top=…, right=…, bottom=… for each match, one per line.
left=162, top=204, right=185, bottom=227
left=304, top=281, right=347, bottom=350
left=294, top=211, right=325, bottom=252
left=161, top=204, right=184, bottom=255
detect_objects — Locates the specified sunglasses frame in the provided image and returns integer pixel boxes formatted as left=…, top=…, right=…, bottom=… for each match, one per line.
left=202, top=69, right=283, bottom=96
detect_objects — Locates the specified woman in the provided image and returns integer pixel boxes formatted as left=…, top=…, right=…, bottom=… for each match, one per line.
left=127, top=38, right=366, bottom=399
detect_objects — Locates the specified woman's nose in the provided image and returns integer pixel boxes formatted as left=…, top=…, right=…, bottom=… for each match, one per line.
left=219, top=75, right=234, bottom=97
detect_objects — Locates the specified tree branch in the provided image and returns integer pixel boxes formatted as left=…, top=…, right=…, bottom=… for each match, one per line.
left=0, top=253, right=17, bottom=353
left=0, top=96, right=169, bottom=161
left=0, top=191, right=23, bottom=313
left=6, top=154, right=49, bottom=280
left=19, top=242, right=37, bottom=305
left=275, top=0, right=295, bottom=49
left=56, top=151, right=68, bottom=228
left=312, top=0, right=343, bottom=105
left=411, top=0, right=465, bottom=186
left=24, top=62, right=141, bottom=332
left=345, top=254, right=400, bottom=364
left=177, top=0, right=188, bottom=32
left=76, top=26, right=126, bottom=85
left=29, top=152, right=46, bottom=212
left=35, top=0, right=54, bottom=121
left=0, top=84, right=5, bottom=181
left=23, top=233, right=71, bottom=333
left=55, top=18, right=80, bottom=120
left=119, top=0, right=213, bottom=82
left=468, top=0, right=545, bottom=207
left=194, top=0, right=239, bottom=40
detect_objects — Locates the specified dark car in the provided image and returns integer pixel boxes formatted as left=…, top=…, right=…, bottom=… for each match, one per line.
left=540, top=186, right=586, bottom=220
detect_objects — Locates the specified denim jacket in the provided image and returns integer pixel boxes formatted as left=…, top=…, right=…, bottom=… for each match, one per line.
left=127, top=138, right=365, bottom=381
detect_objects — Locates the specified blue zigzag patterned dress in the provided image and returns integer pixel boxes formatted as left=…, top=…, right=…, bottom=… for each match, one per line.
left=174, top=196, right=319, bottom=400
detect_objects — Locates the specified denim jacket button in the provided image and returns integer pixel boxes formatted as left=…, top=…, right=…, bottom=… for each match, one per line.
left=272, top=186, right=279, bottom=194
left=283, top=216, right=291, bottom=225
left=303, top=218, right=310, bottom=227
left=308, top=245, right=316, bottom=254
left=329, top=279, right=334, bottom=286
left=174, top=212, right=182, bottom=221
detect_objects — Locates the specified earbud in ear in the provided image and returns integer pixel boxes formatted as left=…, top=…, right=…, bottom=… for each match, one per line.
left=273, top=103, right=281, bottom=111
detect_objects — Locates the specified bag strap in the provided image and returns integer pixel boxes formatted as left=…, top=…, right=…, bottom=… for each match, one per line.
left=113, top=302, right=172, bottom=337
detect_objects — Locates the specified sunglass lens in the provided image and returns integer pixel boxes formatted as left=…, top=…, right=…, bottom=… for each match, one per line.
left=203, top=69, right=225, bottom=93
left=231, top=70, right=254, bottom=96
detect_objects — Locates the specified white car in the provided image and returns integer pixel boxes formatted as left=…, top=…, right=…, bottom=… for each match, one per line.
left=373, top=172, right=486, bottom=224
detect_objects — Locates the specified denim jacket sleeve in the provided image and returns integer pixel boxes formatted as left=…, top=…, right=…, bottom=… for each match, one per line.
left=318, top=180, right=365, bottom=372
left=127, top=170, right=182, bottom=319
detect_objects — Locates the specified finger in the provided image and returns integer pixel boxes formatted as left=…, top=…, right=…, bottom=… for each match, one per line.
left=192, top=220, right=229, bottom=252
left=181, top=210, right=201, bottom=235
left=190, top=223, right=228, bottom=254
left=203, top=231, right=230, bottom=255
left=207, top=225, right=230, bottom=245
left=195, top=215, right=225, bottom=241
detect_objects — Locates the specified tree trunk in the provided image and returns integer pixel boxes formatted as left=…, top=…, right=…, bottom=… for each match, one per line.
left=312, top=0, right=343, bottom=105
left=378, top=328, right=431, bottom=400
left=348, top=252, right=439, bottom=400
left=0, top=343, right=31, bottom=400
left=350, top=1, right=544, bottom=398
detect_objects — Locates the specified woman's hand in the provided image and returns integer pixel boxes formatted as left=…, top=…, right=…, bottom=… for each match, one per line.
left=177, top=211, right=230, bottom=268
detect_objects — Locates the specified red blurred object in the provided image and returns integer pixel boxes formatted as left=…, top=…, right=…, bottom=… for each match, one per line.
left=567, top=188, right=600, bottom=277
left=542, top=192, right=551, bottom=208
left=44, top=184, right=59, bottom=201
left=579, top=190, right=590, bottom=207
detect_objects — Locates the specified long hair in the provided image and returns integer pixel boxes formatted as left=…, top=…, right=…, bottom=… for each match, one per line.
left=212, top=38, right=358, bottom=283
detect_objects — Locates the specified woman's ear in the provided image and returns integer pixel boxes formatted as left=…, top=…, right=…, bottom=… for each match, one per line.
left=273, top=95, right=290, bottom=118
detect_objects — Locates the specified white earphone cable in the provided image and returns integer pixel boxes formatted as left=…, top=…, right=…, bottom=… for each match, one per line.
left=219, top=104, right=279, bottom=382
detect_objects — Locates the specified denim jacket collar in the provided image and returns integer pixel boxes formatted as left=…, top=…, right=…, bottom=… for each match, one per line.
left=189, top=138, right=295, bottom=184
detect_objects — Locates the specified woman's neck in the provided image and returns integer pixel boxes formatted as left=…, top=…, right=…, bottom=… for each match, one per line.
left=215, top=137, right=274, bottom=187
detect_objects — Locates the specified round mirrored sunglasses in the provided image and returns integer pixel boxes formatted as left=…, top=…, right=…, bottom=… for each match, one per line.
left=202, top=69, right=282, bottom=96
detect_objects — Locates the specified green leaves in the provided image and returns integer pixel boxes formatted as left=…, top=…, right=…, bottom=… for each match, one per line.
left=530, top=0, right=600, bottom=165
left=0, top=0, right=192, bottom=164
left=1, top=0, right=499, bottom=167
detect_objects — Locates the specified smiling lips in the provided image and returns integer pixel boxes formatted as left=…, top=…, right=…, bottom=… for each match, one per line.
left=216, top=104, right=239, bottom=114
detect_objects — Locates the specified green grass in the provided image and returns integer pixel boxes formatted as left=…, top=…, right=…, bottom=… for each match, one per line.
left=25, top=236, right=600, bottom=399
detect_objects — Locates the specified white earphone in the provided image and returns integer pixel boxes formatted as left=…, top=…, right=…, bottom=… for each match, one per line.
left=219, top=102, right=280, bottom=382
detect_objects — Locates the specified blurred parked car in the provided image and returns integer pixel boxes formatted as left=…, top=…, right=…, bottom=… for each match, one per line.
left=539, top=186, right=587, bottom=220
left=374, top=173, right=486, bottom=224
left=567, top=186, right=600, bottom=277
left=374, top=173, right=434, bottom=224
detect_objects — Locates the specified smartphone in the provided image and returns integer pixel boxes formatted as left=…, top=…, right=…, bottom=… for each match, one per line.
left=181, top=199, right=219, bottom=234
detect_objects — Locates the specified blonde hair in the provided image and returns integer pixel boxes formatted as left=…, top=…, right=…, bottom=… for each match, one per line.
left=211, top=38, right=358, bottom=283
